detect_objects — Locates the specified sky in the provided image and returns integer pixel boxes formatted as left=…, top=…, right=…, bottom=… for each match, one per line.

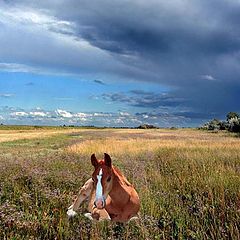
left=0, top=0, right=240, bottom=127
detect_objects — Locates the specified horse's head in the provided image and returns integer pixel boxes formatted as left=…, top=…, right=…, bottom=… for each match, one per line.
left=91, top=153, right=113, bottom=209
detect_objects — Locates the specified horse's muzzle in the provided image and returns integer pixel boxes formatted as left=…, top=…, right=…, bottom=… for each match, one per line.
left=94, top=197, right=106, bottom=209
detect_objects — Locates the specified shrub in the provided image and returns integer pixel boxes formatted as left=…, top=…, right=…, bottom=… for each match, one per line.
left=228, top=117, right=240, bottom=132
left=137, top=124, right=158, bottom=129
left=200, top=112, right=240, bottom=133
left=219, top=121, right=228, bottom=130
left=200, top=119, right=221, bottom=131
left=226, top=112, right=239, bottom=121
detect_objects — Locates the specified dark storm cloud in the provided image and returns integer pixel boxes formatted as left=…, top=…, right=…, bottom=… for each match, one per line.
left=102, top=91, right=185, bottom=108
left=94, top=79, right=105, bottom=85
left=134, top=110, right=212, bottom=120
left=1, top=0, right=240, bottom=123
left=171, top=111, right=216, bottom=120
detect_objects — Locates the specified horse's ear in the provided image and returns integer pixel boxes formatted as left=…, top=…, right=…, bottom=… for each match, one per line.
left=91, top=154, right=98, bottom=168
left=104, top=153, right=112, bottom=167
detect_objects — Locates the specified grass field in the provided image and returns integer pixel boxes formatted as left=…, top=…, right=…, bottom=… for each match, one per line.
left=0, top=127, right=239, bottom=239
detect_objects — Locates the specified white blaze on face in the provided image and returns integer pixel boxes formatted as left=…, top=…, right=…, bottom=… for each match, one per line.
left=96, top=168, right=103, bottom=200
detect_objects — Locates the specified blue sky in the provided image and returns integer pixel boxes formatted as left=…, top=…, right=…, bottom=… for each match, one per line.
left=0, top=0, right=240, bottom=127
left=0, top=71, right=168, bottom=112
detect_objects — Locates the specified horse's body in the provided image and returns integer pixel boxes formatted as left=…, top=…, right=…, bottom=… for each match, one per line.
left=102, top=166, right=140, bottom=221
left=67, top=153, right=140, bottom=222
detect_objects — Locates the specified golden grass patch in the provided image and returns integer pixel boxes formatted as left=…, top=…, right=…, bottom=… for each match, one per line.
left=67, top=129, right=240, bottom=156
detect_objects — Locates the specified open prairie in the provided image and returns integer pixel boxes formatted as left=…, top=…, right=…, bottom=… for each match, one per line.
left=0, top=128, right=239, bottom=239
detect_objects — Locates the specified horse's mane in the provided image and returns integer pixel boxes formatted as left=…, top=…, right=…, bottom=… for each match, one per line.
left=112, top=166, right=132, bottom=187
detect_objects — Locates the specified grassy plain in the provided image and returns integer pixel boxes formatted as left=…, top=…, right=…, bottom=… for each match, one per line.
left=0, top=127, right=239, bottom=239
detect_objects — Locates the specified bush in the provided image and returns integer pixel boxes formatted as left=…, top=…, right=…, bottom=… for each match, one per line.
left=200, top=112, right=240, bottom=133
left=228, top=117, right=240, bottom=132
left=226, top=112, right=239, bottom=121
left=219, top=121, right=228, bottom=130
left=137, top=124, right=158, bottom=129
left=200, top=119, right=221, bottom=131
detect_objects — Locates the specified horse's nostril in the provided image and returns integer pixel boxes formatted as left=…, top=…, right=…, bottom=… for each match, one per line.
left=95, top=199, right=104, bottom=209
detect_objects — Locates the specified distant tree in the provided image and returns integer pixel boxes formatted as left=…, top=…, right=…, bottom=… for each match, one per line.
left=200, top=119, right=221, bottom=131
left=137, top=124, right=158, bottom=129
left=228, top=117, right=240, bottom=133
left=219, top=121, right=227, bottom=130
left=227, top=112, right=239, bottom=121
left=200, top=112, right=240, bottom=133
left=208, top=119, right=221, bottom=130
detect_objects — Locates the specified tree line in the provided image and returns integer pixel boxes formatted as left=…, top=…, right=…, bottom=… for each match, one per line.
left=200, top=112, right=240, bottom=132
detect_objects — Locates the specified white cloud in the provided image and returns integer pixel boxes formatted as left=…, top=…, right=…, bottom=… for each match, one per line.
left=75, top=112, right=89, bottom=118
left=119, top=112, right=130, bottom=116
left=78, top=117, right=88, bottom=122
left=29, top=111, right=48, bottom=117
left=55, top=109, right=73, bottom=118
left=0, top=93, right=193, bottom=126
left=0, top=6, right=75, bottom=36
left=0, top=3, right=129, bottom=80
left=93, top=113, right=111, bottom=117
left=11, top=111, right=29, bottom=117
left=201, top=75, right=216, bottom=81
left=114, top=118, right=124, bottom=124
left=0, top=93, right=15, bottom=98
left=0, top=62, right=44, bottom=74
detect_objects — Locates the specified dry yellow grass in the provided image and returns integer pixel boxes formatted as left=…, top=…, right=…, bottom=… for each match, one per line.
left=67, top=129, right=240, bottom=156
left=0, top=128, right=239, bottom=239
left=0, top=129, right=83, bottom=143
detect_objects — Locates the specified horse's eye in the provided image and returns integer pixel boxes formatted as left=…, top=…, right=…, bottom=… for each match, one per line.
left=92, top=177, right=95, bottom=182
left=107, top=177, right=111, bottom=182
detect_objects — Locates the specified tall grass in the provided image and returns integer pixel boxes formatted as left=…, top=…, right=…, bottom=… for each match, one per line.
left=0, top=129, right=239, bottom=239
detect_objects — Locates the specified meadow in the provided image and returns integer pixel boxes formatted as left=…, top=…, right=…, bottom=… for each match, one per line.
left=0, top=127, right=239, bottom=239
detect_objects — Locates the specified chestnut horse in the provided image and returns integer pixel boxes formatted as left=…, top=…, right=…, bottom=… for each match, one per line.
left=67, top=153, right=140, bottom=222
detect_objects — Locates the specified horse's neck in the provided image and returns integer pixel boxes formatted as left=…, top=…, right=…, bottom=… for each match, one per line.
left=109, top=167, right=131, bottom=201
left=113, top=166, right=131, bottom=186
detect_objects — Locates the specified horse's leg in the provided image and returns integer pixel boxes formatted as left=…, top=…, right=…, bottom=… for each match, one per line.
left=92, top=207, right=111, bottom=221
left=84, top=190, right=111, bottom=221
left=67, top=178, right=93, bottom=217
left=84, top=187, right=96, bottom=220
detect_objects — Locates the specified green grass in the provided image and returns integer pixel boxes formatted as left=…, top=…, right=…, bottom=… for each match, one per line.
left=0, top=129, right=239, bottom=239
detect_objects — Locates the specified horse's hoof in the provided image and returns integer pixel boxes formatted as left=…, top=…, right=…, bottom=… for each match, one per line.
left=84, top=212, right=94, bottom=220
left=67, top=208, right=77, bottom=217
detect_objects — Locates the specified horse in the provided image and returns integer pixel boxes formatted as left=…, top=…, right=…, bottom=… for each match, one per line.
left=67, top=153, right=140, bottom=222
